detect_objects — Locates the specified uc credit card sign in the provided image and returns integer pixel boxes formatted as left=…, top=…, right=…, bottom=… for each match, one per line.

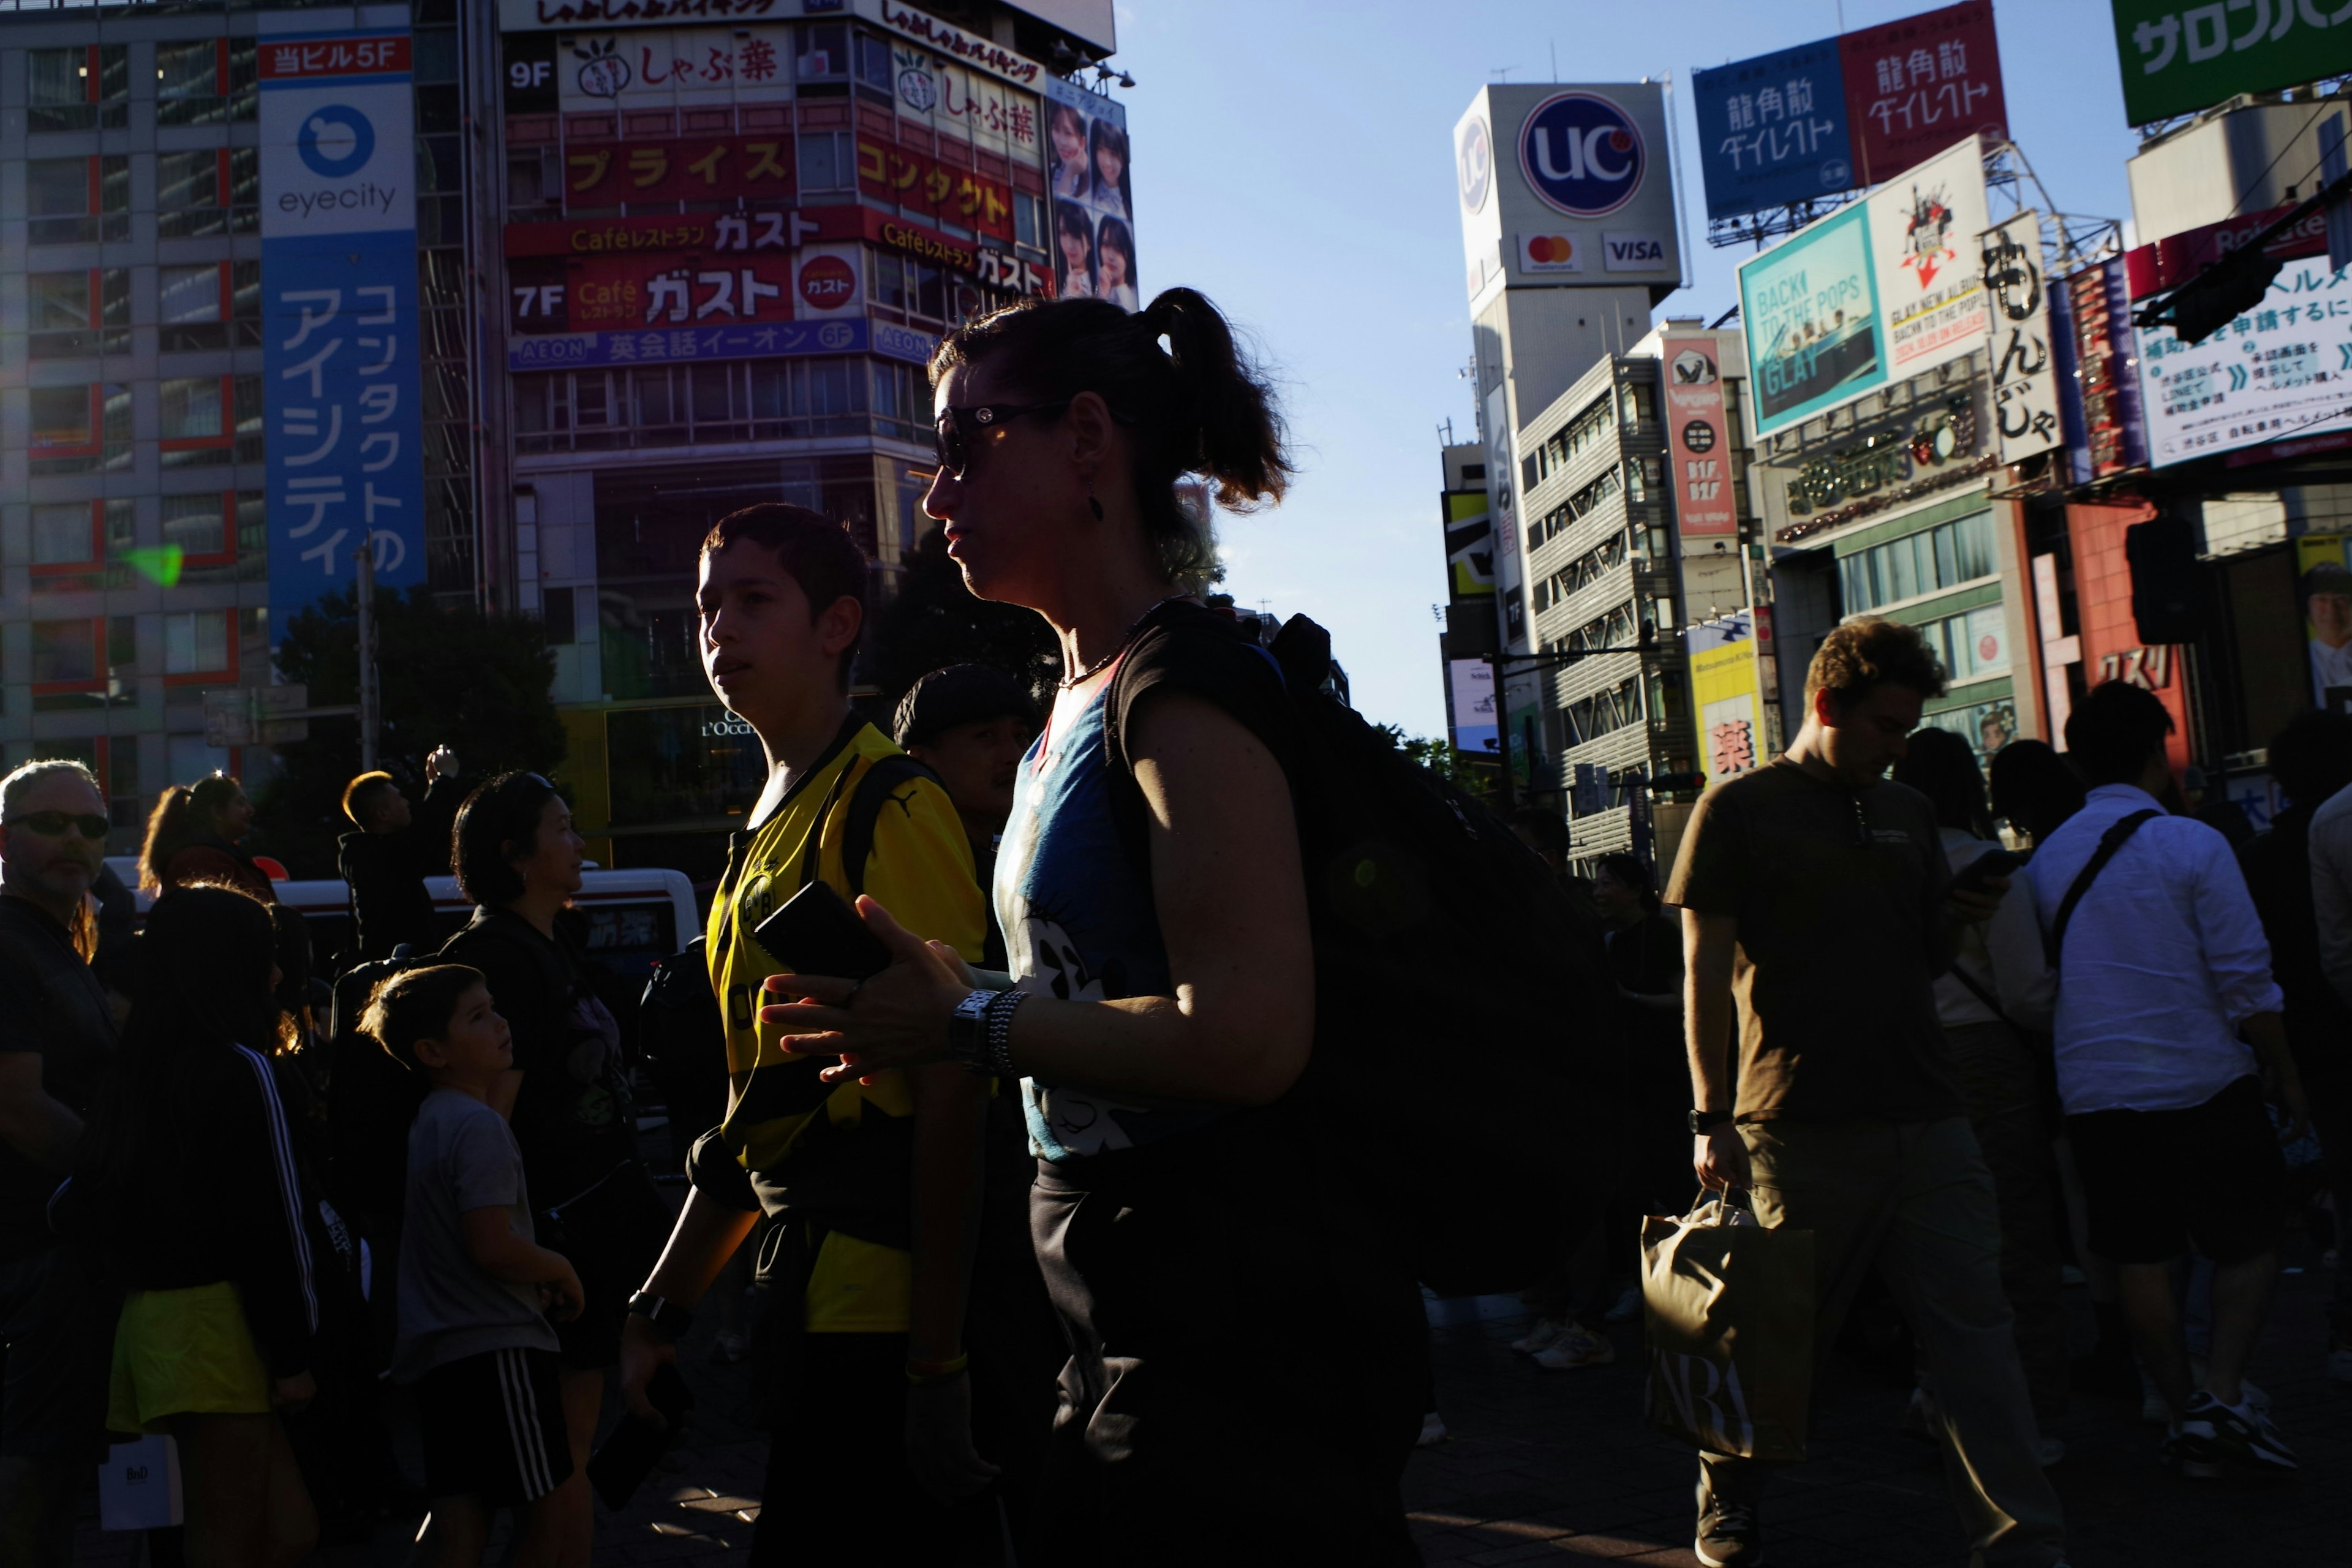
left=258, top=22, right=428, bottom=646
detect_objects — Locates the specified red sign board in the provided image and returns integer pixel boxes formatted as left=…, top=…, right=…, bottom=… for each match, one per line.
left=511, top=252, right=797, bottom=335
left=1837, top=1, right=2006, bottom=188
left=2122, top=202, right=2328, bottom=301
left=1662, top=336, right=1738, bottom=540
left=258, top=35, right=409, bottom=80
left=564, top=135, right=796, bottom=207
left=798, top=254, right=857, bottom=311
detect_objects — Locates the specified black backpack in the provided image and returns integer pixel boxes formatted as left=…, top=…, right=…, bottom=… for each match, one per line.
left=1108, top=611, right=1623, bottom=1296
left=325, top=950, right=431, bottom=1240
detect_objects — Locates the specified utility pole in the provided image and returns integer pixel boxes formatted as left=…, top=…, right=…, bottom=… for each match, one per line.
left=355, top=535, right=380, bottom=772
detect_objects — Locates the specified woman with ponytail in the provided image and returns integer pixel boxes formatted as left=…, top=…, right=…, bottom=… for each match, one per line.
left=759, top=290, right=1427, bottom=1564
left=137, top=773, right=273, bottom=902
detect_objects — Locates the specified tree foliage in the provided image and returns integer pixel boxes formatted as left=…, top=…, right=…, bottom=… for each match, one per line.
left=258, top=586, right=566, bottom=876
left=863, top=527, right=1062, bottom=715
left=1380, top=724, right=1498, bottom=803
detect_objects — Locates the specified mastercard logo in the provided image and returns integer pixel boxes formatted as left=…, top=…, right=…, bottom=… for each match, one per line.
left=1526, top=235, right=1577, bottom=263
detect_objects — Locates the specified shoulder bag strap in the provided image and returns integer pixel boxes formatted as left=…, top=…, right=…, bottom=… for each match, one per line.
left=839, top=755, right=939, bottom=898
left=794, top=758, right=862, bottom=892
left=2045, top=809, right=2160, bottom=971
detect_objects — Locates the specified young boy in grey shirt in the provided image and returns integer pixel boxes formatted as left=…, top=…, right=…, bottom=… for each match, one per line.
left=363, top=964, right=584, bottom=1568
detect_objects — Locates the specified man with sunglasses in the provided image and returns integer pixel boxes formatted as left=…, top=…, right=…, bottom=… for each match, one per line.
left=0, top=761, right=121, bottom=1566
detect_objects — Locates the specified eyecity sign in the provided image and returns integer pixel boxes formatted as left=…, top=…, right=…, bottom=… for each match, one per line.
left=1518, top=91, right=1646, bottom=218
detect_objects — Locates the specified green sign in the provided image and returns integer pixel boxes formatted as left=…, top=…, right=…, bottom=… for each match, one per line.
left=2113, top=0, right=2352, bottom=124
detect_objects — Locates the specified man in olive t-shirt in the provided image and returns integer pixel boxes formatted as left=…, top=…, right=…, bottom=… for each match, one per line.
left=1663, top=619, right=2065, bottom=1568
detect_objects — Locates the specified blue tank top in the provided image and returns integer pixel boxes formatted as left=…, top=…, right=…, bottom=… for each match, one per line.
left=993, top=675, right=1226, bottom=1161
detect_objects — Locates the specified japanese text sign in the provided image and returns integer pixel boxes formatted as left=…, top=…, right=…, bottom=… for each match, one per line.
left=1838, top=1, right=2007, bottom=187
left=511, top=253, right=798, bottom=334
left=1686, top=612, right=1764, bottom=788
left=1693, top=38, right=1856, bottom=221
left=563, top=135, right=796, bottom=206
left=2052, top=259, right=2149, bottom=482
left=1980, top=213, right=2062, bottom=462
left=1690, top=2, right=2003, bottom=221
left=2111, top=0, right=2352, bottom=126
left=554, top=28, right=788, bottom=110
left=2133, top=253, right=2352, bottom=466
left=508, top=315, right=938, bottom=372
left=1661, top=336, right=1739, bottom=541
left=858, top=136, right=1016, bottom=242
left=891, top=46, right=1043, bottom=168
left=258, top=20, right=426, bottom=644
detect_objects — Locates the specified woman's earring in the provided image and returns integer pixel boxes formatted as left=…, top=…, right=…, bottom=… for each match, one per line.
left=1086, top=490, right=1105, bottom=522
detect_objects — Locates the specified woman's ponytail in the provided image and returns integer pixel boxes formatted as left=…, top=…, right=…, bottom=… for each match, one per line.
left=932, top=287, right=1292, bottom=592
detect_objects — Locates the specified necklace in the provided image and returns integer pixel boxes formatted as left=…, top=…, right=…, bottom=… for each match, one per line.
left=1060, top=593, right=1188, bottom=688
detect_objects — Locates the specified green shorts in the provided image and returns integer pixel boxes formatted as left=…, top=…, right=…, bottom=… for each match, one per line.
left=107, top=1281, right=273, bottom=1434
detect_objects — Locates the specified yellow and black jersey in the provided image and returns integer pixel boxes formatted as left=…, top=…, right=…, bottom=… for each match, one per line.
left=704, top=718, right=986, bottom=1333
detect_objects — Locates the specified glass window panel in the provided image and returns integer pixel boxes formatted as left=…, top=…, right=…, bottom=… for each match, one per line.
left=161, top=379, right=224, bottom=440
left=575, top=372, right=610, bottom=426
left=32, top=621, right=97, bottom=683
left=160, top=265, right=224, bottom=325
left=1885, top=536, right=1915, bottom=603
left=164, top=612, right=227, bottom=674
left=799, top=23, right=847, bottom=78
left=799, top=132, right=843, bottom=191
left=633, top=368, right=673, bottom=426
left=28, top=273, right=92, bottom=331
left=157, top=150, right=221, bottom=211
left=26, top=160, right=90, bottom=218
left=691, top=363, right=735, bottom=423
left=31, top=385, right=92, bottom=446
left=748, top=363, right=788, bottom=420
left=32, top=504, right=93, bottom=565
left=162, top=494, right=225, bottom=556
left=914, top=262, right=946, bottom=322
left=156, top=40, right=216, bottom=100
left=28, top=48, right=88, bottom=107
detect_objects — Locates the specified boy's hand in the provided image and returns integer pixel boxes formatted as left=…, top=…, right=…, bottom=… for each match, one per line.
left=544, top=1261, right=586, bottom=1322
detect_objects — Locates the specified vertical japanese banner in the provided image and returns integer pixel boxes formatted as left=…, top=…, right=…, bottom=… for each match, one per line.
left=1979, top=211, right=2060, bottom=463
left=1685, top=611, right=1763, bottom=788
left=258, top=20, right=428, bottom=649
left=1660, top=336, right=1737, bottom=543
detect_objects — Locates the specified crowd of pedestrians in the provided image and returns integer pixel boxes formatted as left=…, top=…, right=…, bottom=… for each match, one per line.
left=0, top=284, right=2341, bottom=1568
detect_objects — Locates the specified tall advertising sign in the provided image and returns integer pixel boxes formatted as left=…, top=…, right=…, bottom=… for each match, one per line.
left=1446, top=658, right=1499, bottom=759
left=2111, top=0, right=2352, bottom=126
left=1693, top=38, right=1855, bottom=221
left=2051, top=258, right=2149, bottom=483
left=1740, top=135, right=1989, bottom=437
left=1686, top=611, right=1764, bottom=788
left=1441, top=490, right=1496, bottom=599
left=1691, top=2, right=2005, bottom=222
left=258, top=18, right=428, bottom=648
left=1979, top=212, right=2061, bottom=463
left=1044, top=78, right=1136, bottom=307
left=1455, top=83, right=1684, bottom=298
left=1660, top=336, right=1737, bottom=543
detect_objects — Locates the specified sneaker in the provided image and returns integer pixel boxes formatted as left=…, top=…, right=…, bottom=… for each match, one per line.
left=1694, top=1494, right=1764, bottom=1567
left=1416, top=1411, right=1449, bottom=1447
left=2183, top=1390, right=2297, bottom=1475
left=2161, top=1424, right=2220, bottom=1480
left=2329, top=1342, right=2352, bottom=1385
left=1509, top=1316, right=1570, bottom=1355
left=1532, top=1324, right=1617, bottom=1370
left=1604, top=1285, right=1644, bottom=1324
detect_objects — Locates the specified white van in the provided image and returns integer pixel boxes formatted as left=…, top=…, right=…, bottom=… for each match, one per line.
left=100, top=858, right=702, bottom=995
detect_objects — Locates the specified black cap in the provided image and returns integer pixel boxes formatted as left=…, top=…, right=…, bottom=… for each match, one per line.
left=893, top=664, right=1038, bottom=750
left=2304, top=559, right=2352, bottom=595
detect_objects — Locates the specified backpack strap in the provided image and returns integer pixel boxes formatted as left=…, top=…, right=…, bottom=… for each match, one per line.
left=2045, top=809, right=2160, bottom=970
left=794, top=753, right=940, bottom=897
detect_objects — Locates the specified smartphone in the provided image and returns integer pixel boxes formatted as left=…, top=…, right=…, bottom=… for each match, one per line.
left=586, top=1362, right=693, bottom=1510
left=1951, top=848, right=2025, bottom=894
left=750, top=880, right=892, bottom=981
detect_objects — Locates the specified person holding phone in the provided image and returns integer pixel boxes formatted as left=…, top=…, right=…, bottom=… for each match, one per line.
left=758, top=290, right=1428, bottom=1565
left=619, top=503, right=999, bottom=1564
left=1892, top=728, right=2065, bottom=1458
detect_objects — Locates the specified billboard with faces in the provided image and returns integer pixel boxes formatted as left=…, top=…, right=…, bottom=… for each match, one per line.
left=1043, top=77, right=1137, bottom=307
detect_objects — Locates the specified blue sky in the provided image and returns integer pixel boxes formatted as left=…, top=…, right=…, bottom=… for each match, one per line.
left=1109, top=0, right=2143, bottom=738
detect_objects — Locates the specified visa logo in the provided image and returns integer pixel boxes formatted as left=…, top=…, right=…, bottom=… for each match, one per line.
left=1602, top=231, right=1668, bottom=273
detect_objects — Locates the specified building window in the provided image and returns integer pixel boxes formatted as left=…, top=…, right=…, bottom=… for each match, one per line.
left=158, top=148, right=261, bottom=239
left=799, top=130, right=854, bottom=194
left=28, top=45, right=128, bottom=132
left=514, top=359, right=880, bottom=453
left=28, top=156, right=130, bottom=245
left=1527, top=391, right=1617, bottom=489
left=156, top=38, right=257, bottom=126
left=28, top=270, right=131, bottom=358
left=163, top=611, right=232, bottom=678
left=1837, top=510, right=1997, bottom=614
left=160, top=375, right=263, bottom=467
left=1561, top=676, right=1644, bottom=746
left=31, top=617, right=134, bottom=710
left=160, top=262, right=264, bottom=352
left=28, top=383, right=132, bottom=476
left=798, top=23, right=848, bottom=80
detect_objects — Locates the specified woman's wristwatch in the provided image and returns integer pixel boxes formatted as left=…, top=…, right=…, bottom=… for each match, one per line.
left=1688, top=1109, right=1735, bottom=1134
left=945, top=987, right=1027, bottom=1078
left=626, top=1291, right=694, bottom=1342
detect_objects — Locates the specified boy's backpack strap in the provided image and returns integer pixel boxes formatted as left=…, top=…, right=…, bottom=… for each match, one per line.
left=839, top=755, right=940, bottom=898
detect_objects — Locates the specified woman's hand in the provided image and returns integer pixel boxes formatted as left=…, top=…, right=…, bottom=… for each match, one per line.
left=760, top=896, right=975, bottom=1084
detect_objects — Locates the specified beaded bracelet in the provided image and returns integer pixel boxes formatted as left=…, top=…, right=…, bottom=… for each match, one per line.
left=982, top=988, right=1027, bottom=1079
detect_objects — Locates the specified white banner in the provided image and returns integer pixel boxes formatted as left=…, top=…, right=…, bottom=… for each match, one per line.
left=1979, top=211, right=2061, bottom=463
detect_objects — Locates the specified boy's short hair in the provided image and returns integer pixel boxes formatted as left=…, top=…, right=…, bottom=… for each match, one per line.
left=360, top=963, right=485, bottom=1074
left=894, top=663, right=1038, bottom=750
left=2065, top=680, right=2176, bottom=786
left=1806, top=616, right=1948, bottom=711
left=700, top=503, right=870, bottom=689
left=342, top=770, right=398, bottom=826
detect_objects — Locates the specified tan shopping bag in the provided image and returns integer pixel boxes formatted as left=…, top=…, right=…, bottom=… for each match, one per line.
left=1642, top=1192, right=1815, bottom=1461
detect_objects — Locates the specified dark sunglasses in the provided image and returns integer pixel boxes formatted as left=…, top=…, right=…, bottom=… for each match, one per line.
left=9, top=811, right=110, bottom=840
left=932, top=400, right=1073, bottom=480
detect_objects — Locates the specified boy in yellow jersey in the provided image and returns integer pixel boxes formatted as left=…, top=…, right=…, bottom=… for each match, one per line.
left=617, top=504, right=999, bottom=1562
